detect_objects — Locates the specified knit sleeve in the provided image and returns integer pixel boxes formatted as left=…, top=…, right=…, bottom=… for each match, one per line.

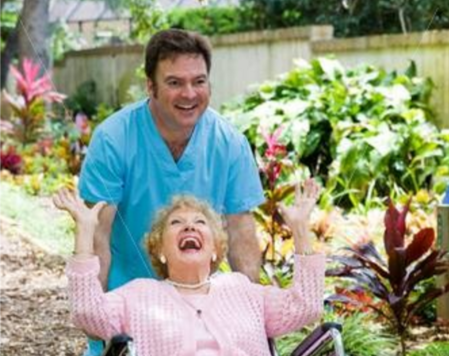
left=262, top=254, right=325, bottom=338
left=66, top=256, right=127, bottom=340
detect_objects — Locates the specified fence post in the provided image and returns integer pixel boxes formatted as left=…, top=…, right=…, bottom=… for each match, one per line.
left=437, top=204, right=449, bottom=320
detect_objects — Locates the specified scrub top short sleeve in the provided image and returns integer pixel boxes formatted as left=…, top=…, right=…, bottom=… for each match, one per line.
left=79, top=127, right=124, bottom=204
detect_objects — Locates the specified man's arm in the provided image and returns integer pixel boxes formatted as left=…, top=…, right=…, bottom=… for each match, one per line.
left=225, top=212, right=261, bottom=282
left=91, top=204, right=117, bottom=291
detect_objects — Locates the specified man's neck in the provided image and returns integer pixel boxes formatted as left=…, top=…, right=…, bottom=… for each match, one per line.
left=149, top=101, right=193, bottom=161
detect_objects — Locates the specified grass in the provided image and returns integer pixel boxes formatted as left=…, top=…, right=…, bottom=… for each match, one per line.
left=0, top=181, right=74, bottom=256
left=409, top=341, right=449, bottom=356
left=276, top=312, right=397, bottom=356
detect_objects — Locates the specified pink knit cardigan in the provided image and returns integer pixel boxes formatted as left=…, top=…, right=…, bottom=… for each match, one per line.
left=66, top=254, right=325, bottom=356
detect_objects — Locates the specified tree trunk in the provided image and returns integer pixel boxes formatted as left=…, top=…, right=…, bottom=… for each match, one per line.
left=0, top=22, right=19, bottom=89
left=17, top=0, right=50, bottom=71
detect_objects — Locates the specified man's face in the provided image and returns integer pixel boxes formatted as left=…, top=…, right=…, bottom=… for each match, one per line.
left=148, top=54, right=210, bottom=132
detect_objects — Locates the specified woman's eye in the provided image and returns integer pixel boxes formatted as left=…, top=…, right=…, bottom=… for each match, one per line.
left=170, top=219, right=181, bottom=225
left=196, top=219, right=206, bottom=225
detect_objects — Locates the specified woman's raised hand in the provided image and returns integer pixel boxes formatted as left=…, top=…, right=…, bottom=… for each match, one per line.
left=279, top=178, right=321, bottom=232
left=53, top=188, right=107, bottom=230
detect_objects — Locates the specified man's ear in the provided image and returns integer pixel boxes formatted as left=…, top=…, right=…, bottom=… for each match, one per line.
left=146, top=79, right=156, bottom=98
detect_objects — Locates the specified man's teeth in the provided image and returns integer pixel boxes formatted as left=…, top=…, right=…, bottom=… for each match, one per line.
left=177, top=104, right=195, bottom=110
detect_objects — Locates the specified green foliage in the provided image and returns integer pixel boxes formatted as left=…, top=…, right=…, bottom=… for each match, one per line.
left=0, top=1, right=20, bottom=51
left=163, top=0, right=449, bottom=38
left=223, top=58, right=449, bottom=210
left=64, top=80, right=99, bottom=118
left=50, top=21, right=86, bottom=62
left=409, top=342, right=449, bottom=356
left=168, top=6, right=245, bottom=36
left=276, top=312, right=396, bottom=356
left=125, top=64, right=147, bottom=105
left=128, top=0, right=170, bottom=42
left=92, top=103, right=116, bottom=129
left=0, top=181, right=75, bottom=255
left=167, top=2, right=304, bottom=36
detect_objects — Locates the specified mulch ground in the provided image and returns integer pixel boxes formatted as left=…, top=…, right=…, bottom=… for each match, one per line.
left=0, top=216, right=86, bottom=355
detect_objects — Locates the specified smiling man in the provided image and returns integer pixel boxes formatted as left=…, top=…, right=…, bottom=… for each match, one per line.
left=78, top=29, right=265, bottom=356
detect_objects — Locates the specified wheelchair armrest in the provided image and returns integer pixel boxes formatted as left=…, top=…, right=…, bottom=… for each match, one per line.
left=290, top=322, right=344, bottom=356
left=101, top=334, right=134, bottom=356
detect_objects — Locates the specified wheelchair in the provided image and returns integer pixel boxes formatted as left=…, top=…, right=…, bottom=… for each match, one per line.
left=101, top=322, right=344, bottom=356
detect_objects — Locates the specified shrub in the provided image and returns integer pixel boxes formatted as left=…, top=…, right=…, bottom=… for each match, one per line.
left=223, top=58, right=449, bottom=210
left=162, top=1, right=449, bottom=38
left=64, top=80, right=98, bottom=118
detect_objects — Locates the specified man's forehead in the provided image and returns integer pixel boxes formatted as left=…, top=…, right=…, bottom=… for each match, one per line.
left=157, top=54, right=207, bottom=75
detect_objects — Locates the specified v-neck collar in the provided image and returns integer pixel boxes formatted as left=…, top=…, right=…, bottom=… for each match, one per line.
left=143, top=99, right=204, bottom=173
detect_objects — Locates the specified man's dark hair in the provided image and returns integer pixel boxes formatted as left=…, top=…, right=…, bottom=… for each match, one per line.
left=144, top=29, right=212, bottom=82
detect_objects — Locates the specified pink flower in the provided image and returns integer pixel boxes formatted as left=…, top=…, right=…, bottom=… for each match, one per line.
left=75, top=112, right=91, bottom=136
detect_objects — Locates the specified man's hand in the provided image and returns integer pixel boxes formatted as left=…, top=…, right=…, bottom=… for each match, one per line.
left=226, top=212, right=261, bottom=282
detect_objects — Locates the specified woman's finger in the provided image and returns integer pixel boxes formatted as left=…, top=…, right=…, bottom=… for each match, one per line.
left=294, top=182, right=303, bottom=205
left=53, top=193, right=63, bottom=209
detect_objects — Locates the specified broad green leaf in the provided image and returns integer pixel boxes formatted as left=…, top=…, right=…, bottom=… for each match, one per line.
left=365, top=126, right=398, bottom=157
left=317, top=57, right=345, bottom=81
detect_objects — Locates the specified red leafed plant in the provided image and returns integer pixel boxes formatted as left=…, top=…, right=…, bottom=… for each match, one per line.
left=327, top=198, right=449, bottom=356
left=2, top=58, right=66, bottom=145
left=254, top=126, right=297, bottom=286
left=0, top=145, right=23, bottom=174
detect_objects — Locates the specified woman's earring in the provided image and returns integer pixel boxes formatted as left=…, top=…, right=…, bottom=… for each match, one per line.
left=160, top=255, right=167, bottom=264
left=212, top=253, right=217, bottom=262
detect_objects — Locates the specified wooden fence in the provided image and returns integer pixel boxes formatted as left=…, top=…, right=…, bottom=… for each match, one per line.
left=53, top=26, right=449, bottom=127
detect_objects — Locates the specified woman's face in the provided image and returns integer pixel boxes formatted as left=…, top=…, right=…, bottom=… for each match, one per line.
left=161, top=207, right=216, bottom=274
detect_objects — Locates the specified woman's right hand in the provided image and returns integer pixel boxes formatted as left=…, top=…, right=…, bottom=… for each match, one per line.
left=53, top=188, right=107, bottom=232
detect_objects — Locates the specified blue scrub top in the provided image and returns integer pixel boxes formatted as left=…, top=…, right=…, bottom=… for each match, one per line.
left=79, top=100, right=265, bottom=290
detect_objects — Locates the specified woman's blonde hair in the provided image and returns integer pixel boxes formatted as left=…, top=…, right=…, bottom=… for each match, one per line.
left=146, top=196, right=228, bottom=279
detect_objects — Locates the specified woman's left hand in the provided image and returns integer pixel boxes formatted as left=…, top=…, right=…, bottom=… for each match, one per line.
left=279, top=178, right=321, bottom=232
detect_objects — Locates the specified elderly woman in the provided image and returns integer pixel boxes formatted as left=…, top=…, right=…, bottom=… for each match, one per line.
left=55, top=179, right=324, bottom=356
